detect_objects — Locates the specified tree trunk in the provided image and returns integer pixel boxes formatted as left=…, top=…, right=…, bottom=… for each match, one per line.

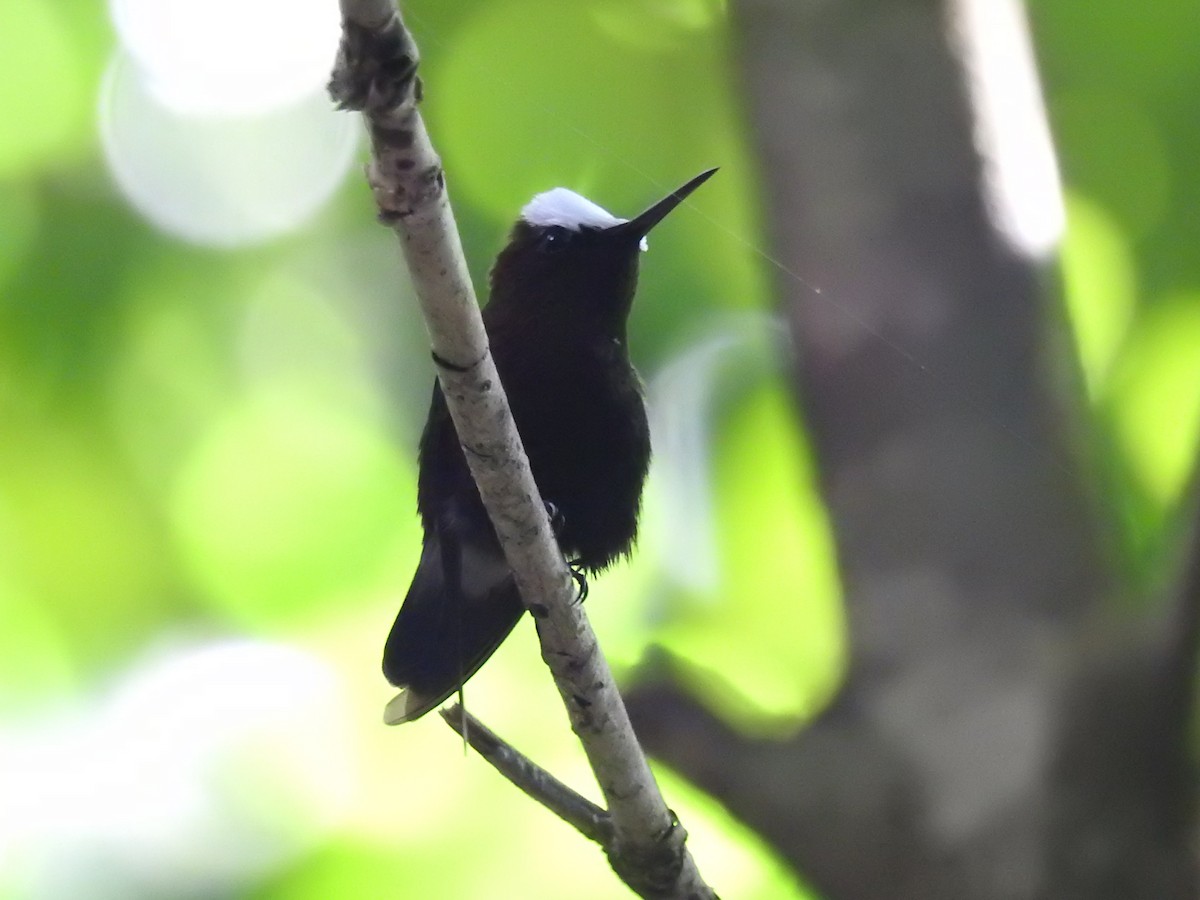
left=627, top=1, right=1199, bottom=895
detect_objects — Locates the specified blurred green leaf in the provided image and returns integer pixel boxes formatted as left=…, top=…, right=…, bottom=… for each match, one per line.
left=1060, top=193, right=1136, bottom=397
left=1108, top=293, right=1200, bottom=507
left=661, top=379, right=844, bottom=729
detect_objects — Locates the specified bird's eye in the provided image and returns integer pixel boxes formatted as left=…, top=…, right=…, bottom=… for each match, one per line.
left=538, top=226, right=571, bottom=253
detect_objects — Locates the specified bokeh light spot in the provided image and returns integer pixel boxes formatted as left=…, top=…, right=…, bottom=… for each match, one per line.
left=109, top=0, right=340, bottom=115
left=172, top=385, right=415, bottom=628
left=0, top=640, right=353, bottom=897
left=99, top=54, right=360, bottom=247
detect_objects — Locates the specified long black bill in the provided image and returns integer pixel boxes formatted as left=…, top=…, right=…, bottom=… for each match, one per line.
left=612, top=167, right=718, bottom=241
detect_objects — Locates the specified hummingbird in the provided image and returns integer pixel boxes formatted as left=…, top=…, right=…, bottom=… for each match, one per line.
left=382, top=168, right=718, bottom=723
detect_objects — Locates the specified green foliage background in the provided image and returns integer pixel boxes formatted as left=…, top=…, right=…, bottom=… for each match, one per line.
left=0, top=0, right=1197, bottom=897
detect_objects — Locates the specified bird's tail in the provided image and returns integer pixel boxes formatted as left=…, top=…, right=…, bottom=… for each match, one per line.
left=382, top=535, right=525, bottom=724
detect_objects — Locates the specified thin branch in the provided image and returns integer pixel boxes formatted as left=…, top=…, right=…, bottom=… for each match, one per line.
left=329, top=2, right=716, bottom=897
left=440, top=704, right=614, bottom=845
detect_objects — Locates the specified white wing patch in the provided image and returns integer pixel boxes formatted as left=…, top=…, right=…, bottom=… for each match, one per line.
left=521, top=188, right=648, bottom=250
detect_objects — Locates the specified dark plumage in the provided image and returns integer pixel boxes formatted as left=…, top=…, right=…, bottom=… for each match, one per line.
left=382, top=170, right=716, bottom=722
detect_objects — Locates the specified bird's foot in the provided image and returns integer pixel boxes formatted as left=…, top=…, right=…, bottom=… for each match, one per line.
left=568, top=560, right=589, bottom=603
